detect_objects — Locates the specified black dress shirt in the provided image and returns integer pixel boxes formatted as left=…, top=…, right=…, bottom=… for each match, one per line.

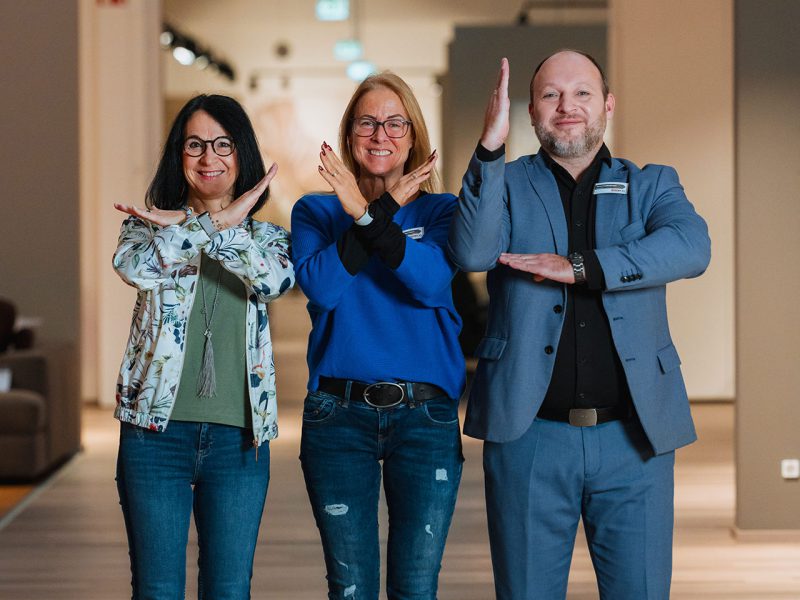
left=539, top=145, right=633, bottom=412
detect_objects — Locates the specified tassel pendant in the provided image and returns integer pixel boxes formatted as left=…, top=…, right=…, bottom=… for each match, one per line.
left=197, top=328, right=217, bottom=398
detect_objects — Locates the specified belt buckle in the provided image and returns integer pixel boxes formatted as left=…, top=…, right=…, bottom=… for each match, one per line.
left=569, top=408, right=598, bottom=427
left=362, top=382, right=405, bottom=408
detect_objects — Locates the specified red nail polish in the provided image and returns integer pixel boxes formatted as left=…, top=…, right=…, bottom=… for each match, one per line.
left=318, top=165, right=324, bottom=171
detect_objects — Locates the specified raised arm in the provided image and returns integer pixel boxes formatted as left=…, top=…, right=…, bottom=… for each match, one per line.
left=448, top=58, right=512, bottom=272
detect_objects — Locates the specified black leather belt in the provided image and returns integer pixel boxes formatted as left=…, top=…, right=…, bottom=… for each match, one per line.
left=537, top=405, right=629, bottom=427
left=317, top=377, right=446, bottom=408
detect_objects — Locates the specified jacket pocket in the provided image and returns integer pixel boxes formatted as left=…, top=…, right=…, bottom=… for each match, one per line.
left=657, top=343, right=682, bottom=373
left=475, top=336, right=507, bottom=360
left=620, top=220, right=646, bottom=243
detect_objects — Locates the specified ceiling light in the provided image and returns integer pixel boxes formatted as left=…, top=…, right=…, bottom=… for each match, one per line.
left=347, top=60, right=376, bottom=82
left=334, top=39, right=362, bottom=61
left=172, top=46, right=196, bottom=66
left=316, top=0, right=349, bottom=21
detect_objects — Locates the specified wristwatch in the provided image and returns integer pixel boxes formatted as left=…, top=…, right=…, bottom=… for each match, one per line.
left=354, top=204, right=374, bottom=226
left=197, top=211, right=218, bottom=237
left=568, top=252, right=587, bottom=285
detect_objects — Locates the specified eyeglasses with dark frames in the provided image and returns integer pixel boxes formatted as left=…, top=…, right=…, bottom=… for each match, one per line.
left=351, top=117, right=412, bottom=139
left=183, top=135, right=236, bottom=157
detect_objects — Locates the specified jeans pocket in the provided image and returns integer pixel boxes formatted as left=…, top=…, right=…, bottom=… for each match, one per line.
left=302, top=391, right=338, bottom=424
left=422, top=397, right=459, bottom=425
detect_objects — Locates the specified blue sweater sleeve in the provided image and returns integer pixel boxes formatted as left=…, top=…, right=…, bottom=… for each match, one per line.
left=291, top=196, right=360, bottom=311
left=392, top=194, right=459, bottom=308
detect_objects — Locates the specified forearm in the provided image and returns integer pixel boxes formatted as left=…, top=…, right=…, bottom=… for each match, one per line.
left=448, top=147, right=510, bottom=272
left=204, top=222, right=295, bottom=302
left=112, top=217, right=207, bottom=290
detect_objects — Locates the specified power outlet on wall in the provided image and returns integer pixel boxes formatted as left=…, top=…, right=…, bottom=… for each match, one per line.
left=780, top=459, right=800, bottom=480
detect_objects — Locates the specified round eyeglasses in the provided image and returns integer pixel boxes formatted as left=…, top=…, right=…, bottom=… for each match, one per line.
left=351, top=117, right=412, bottom=139
left=183, top=135, right=236, bottom=157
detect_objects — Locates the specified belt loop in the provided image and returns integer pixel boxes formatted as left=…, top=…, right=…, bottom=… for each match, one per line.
left=343, top=380, right=352, bottom=407
left=406, top=382, right=416, bottom=408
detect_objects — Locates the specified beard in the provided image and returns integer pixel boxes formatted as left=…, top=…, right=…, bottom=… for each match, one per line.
left=534, top=116, right=606, bottom=159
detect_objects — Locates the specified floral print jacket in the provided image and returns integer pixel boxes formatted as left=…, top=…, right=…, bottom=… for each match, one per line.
left=112, top=215, right=294, bottom=445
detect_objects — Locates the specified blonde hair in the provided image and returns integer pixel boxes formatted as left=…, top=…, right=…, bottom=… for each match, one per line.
left=338, top=72, right=442, bottom=194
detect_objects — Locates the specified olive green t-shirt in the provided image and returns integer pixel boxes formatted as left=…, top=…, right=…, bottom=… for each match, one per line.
left=171, top=254, right=249, bottom=428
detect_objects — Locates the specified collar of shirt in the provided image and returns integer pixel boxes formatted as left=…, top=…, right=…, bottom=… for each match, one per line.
left=540, top=144, right=612, bottom=190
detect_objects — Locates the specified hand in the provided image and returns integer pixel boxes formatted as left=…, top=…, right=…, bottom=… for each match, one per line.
left=480, top=57, right=510, bottom=152
left=114, top=203, right=187, bottom=227
left=214, top=162, right=278, bottom=229
left=498, top=252, right=575, bottom=284
left=387, top=150, right=438, bottom=206
left=317, top=142, right=369, bottom=219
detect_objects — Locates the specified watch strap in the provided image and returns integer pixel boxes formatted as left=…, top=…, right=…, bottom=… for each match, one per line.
left=197, top=212, right=218, bottom=237
left=568, top=252, right=587, bottom=285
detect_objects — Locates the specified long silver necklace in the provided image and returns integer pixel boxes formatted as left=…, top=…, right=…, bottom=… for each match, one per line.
left=197, top=260, right=222, bottom=398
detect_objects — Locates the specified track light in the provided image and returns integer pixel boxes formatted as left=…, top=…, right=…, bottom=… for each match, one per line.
left=161, top=24, right=236, bottom=82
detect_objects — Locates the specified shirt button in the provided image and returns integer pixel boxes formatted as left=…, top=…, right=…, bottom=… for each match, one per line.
left=553, top=304, right=563, bottom=314
left=579, top=358, right=588, bottom=365
left=578, top=392, right=586, bottom=399
left=544, top=345, right=554, bottom=355
left=576, top=220, right=584, bottom=227
left=579, top=321, right=587, bottom=328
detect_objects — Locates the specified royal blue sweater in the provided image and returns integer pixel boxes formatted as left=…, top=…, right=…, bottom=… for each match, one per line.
left=291, top=192, right=465, bottom=400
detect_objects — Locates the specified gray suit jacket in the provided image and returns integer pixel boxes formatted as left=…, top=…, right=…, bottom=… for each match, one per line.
left=448, top=151, right=711, bottom=455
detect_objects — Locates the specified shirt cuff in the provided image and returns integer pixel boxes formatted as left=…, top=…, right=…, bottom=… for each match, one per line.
left=583, top=250, right=606, bottom=290
left=374, top=191, right=402, bottom=217
left=337, top=227, right=371, bottom=275
left=476, top=142, right=505, bottom=162
left=353, top=197, right=406, bottom=269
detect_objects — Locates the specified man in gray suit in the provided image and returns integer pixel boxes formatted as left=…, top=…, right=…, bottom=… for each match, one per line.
left=448, top=50, right=710, bottom=599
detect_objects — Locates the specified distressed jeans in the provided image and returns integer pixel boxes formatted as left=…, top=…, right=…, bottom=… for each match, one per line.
left=116, top=421, right=270, bottom=600
left=300, top=390, right=464, bottom=600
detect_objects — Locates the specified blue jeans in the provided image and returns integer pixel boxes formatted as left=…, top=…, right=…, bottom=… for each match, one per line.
left=300, top=390, right=464, bottom=600
left=116, top=421, right=270, bottom=600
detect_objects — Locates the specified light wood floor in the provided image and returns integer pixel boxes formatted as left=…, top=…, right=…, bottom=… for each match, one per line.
left=1, top=404, right=798, bottom=599
left=1, top=295, right=799, bottom=598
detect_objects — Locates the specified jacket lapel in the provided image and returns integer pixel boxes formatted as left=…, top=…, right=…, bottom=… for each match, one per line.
left=524, top=154, right=568, bottom=256
left=594, top=159, right=629, bottom=249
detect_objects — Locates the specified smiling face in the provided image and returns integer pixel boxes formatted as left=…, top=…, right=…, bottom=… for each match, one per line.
left=182, top=110, right=239, bottom=206
left=349, top=87, right=414, bottom=185
left=529, top=51, right=615, bottom=160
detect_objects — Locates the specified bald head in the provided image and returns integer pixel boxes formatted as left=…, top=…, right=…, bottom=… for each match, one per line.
left=530, top=50, right=609, bottom=103
left=527, top=49, right=615, bottom=161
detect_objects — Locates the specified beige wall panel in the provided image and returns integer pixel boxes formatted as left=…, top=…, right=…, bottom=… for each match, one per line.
left=610, top=0, right=735, bottom=399
left=80, top=0, right=162, bottom=405
left=734, top=0, right=800, bottom=531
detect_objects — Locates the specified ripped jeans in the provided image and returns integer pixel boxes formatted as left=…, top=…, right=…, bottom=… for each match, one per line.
left=299, top=390, right=463, bottom=600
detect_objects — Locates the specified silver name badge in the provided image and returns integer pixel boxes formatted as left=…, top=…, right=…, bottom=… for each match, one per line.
left=593, top=182, right=629, bottom=195
left=403, top=226, right=425, bottom=240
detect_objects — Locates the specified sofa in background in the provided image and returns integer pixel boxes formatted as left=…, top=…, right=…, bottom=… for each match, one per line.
left=0, top=298, right=81, bottom=480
